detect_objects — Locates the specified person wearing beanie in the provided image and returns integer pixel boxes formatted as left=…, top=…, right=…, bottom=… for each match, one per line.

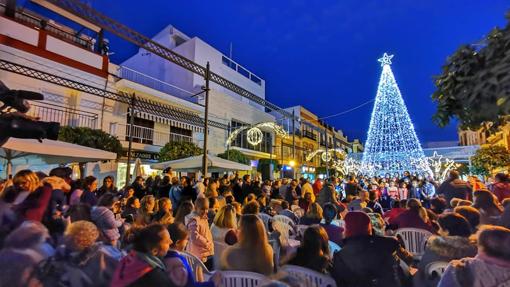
left=331, top=212, right=413, bottom=287
left=91, top=194, right=125, bottom=260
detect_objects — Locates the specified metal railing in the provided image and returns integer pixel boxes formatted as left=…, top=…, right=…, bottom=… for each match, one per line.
left=302, top=130, right=317, bottom=141
left=118, top=66, right=194, bottom=99
left=0, top=3, right=94, bottom=50
left=27, top=102, right=98, bottom=129
left=114, top=123, right=193, bottom=146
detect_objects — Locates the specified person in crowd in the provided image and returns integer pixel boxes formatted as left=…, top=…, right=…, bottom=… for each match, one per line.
left=492, top=173, right=510, bottom=203
left=208, top=197, right=220, bottom=225
left=278, top=178, right=289, bottom=201
left=317, top=182, right=339, bottom=208
left=91, top=193, right=124, bottom=260
left=320, top=203, right=344, bottom=246
left=454, top=205, right=481, bottom=233
left=3, top=220, right=55, bottom=262
left=383, top=200, right=406, bottom=223
left=398, top=182, right=409, bottom=201
left=0, top=247, right=43, bottom=287
left=473, top=189, right=503, bottom=224
left=168, top=223, right=189, bottom=252
left=430, top=197, right=447, bottom=215
left=185, top=197, right=214, bottom=268
left=436, top=170, right=472, bottom=206
left=168, top=177, right=182, bottom=209
left=181, top=177, right=197, bottom=203
left=205, top=179, right=219, bottom=199
left=111, top=224, right=173, bottom=286
left=80, top=175, right=98, bottom=206
left=174, top=201, right=194, bottom=225
left=367, top=189, right=384, bottom=215
left=299, top=202, right=323, bottom=225
left=122, top=186, right=136, bottom=200
left=300, top=178, right=315, bottom=203
left=220, top=214, right=273, bottom=275
left=390, top=198, right=434, bottom=232
left=97, top=176, right=117, bottom=198
left=414, top=213, right=477, bottom=287
left=285, top=180, right=299, bottom=205
left=163, top=250, right=222, bottom=287
left=279, top=200, right=299, bottom=225
left=387, top=181, right=399, bottom=201
left=289, top=225, right=331, bottom=273
left=35, top=221, right=117, bottom=286
left=438, top=225, right=510, bottom=287
left=157, top=175, right=172, bottom=200
left=298, top=191, right=313, bottom=214
left=194, top=178, right=206, bottom=198
left=211, top=204, right=238, bottom=245
left=313, top=178, right=323, bottom=197
left=500, top=199, right=510, bottom=229
left=132, top=176, right=146, bottom=199
left=344, top=176, right=361, bottom=200
left=348, top=189, right=369, bottom=211
left=331, top=211, right=413, bottom=287
left=153, top=197, right=174, bottom=225
left=239, top=175, right=252, bottom=201
left=121, top=197, right=140, bottom=223
left=13, top=170, right=55, bottom=222
left=136, top=195, right=157, bottom=226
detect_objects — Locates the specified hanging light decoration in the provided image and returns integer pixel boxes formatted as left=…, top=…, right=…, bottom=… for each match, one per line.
left=225, top=121, right=289, bottom=147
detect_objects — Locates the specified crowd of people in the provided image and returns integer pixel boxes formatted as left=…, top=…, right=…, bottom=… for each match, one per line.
left=0, top=166, right=509, bottom=287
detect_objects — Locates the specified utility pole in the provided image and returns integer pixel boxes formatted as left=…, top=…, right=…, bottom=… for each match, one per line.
left=226, top=122, right=230, bottom=161
left=201, top=62, right=211, bottom=177
left=325, top=126, right=330, bottom=178
left=292, top=109, right=296, bottom=179
left=125, top=93, right=136, bottom=186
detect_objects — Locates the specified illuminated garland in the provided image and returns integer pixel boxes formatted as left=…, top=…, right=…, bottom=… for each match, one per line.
left=305, top=148, right=346, bottom=162
left=225, top=122, right=288, bottom=147
left=361, top=53, right=431, bottom=176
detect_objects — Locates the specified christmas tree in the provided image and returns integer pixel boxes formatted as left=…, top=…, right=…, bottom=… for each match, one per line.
left=361, top=53, right=430, bottom=176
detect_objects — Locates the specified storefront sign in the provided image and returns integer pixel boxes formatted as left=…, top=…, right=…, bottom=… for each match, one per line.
left=122, top=150, right=160, bottom=161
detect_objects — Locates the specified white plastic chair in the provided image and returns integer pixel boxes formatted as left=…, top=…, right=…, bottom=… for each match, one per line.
left=272, top=220, right=294, bottom=241
left=220, top=271, right=271, bottom=287
left=328, top=240, right=341, bottom=257
left=426, top=261, right=449, bottom=279
left=213, top=240, right=229, bottom=270
left=296, top=224, right=309, bottom=238
left=395, top=228, right=433, bottom=260
left=281, top=265, right=337, bottom=287
left=180, top=251, right=213, bottom=282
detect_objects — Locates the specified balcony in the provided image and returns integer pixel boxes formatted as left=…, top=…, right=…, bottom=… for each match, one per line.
left=118, top=66, right=194, bottom=99
left=111, top=123, right=193, bottom=147
left=27, top=102, right=98, bottom=129
left=302, top=130, right=317, bottom=141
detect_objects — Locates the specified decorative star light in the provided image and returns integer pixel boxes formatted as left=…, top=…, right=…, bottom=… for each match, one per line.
left=378, top=53, right=394, bottom=67
left=225, top=121, right=288, bottom=147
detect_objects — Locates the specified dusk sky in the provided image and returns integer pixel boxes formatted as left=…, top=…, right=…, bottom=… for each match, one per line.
left=26, top=0, right=510, bottom=144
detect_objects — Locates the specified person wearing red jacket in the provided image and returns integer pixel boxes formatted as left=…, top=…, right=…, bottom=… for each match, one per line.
left=492, top=173, right=510, bottom=203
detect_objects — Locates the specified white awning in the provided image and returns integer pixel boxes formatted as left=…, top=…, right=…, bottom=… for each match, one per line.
left=151, top=154, right=252, bottom=172
left=1, top=138, right=117, bottom=176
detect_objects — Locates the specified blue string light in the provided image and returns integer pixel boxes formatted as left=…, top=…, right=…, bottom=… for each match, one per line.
left=361, top=53, right=431, bottom=177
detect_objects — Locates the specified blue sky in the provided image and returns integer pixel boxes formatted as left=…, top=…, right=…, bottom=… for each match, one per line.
left=24, top=0, right=510, bottom=143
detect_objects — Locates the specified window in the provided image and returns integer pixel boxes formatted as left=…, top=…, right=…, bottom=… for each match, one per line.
left=230, top=120, right=271, bottom=153
left=170, top=126, right=192, bottom=137
left=237, top=66, right=250, bottom=78
left=222, top=56, right=236, bottom=70
left=250, top=74, right=262, bottom=85
left=126, top=115, right=154, bottom=145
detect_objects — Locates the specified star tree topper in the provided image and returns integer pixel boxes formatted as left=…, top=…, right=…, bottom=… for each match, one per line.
left=378, top=53, right=394, bottom=66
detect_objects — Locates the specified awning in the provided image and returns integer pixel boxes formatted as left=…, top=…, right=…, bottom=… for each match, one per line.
left=1, top=138, right=117, bottom=176
left=151, top=154, right=252, bottom=172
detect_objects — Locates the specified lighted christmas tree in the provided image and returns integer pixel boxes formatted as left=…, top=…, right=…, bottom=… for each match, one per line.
left=361, top=53, right=431, bottom=176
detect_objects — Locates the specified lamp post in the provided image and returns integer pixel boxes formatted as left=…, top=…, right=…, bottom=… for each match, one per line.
left=201, top=62, right=211, bottom=177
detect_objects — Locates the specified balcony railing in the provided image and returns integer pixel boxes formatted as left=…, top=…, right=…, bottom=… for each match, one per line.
left=302, top=130, right=317, bottom=141
left=0, top=3, right=95, bottom=50
left=27, top=103, right=98, bottom=129
left=112, top=123, right=193, bottom=146
left=118, top=66, right=194, bottom=99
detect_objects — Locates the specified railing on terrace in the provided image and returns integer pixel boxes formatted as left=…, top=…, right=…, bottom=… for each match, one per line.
left=27, top=102, right=98, bottom=129
left=302, top=131, right=317, bottom=141
left=112, top=123, right=193, bottom=146
left=0, top=3, right=94, bottom=50
left=118, top=66, right=195, bottom=99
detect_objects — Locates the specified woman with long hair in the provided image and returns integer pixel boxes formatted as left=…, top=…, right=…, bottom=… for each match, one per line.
left=492, top=173, right=510, bottom=202
left=473, top=189, right=503, bottom=224
left=136, top=195, right=157, bottom=226
left=299, top=202, right=323, bottom=225
left=211, top=204, right=238, bottom=245
left=12, top=169, right=40, bottom=205
left=174, top=201, right=194, bottom=225
left=289, top=225, right=331, bottom=273
left=220, top=214, right=273, bottom=275
left=96, top=176, right=117, bottom=198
